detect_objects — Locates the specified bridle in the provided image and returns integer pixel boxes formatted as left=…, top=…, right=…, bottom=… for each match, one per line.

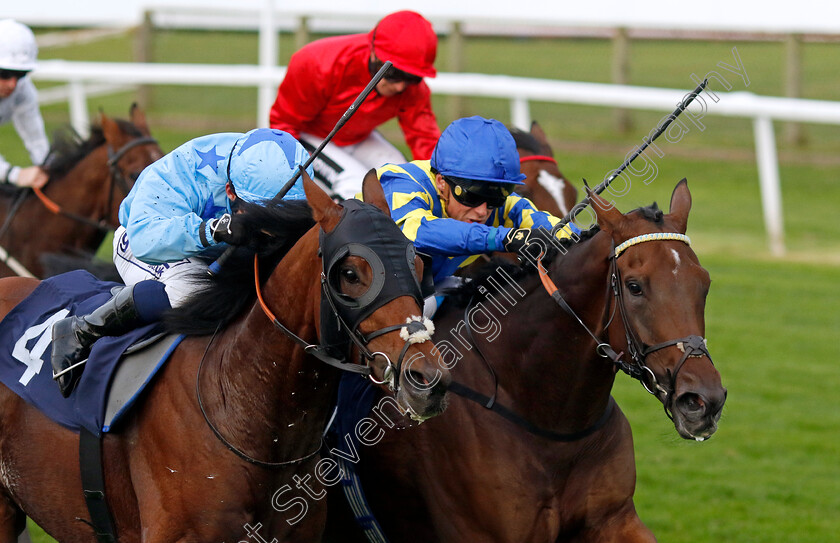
left=195, top=249, right=434, bottom=470
left=32, top=136, right=157, bottom=232
left=519, top=154, right=556, bottom=165
left=253, top=253, right=433, bottom=395
left=538, top=231, right=714, bottom=419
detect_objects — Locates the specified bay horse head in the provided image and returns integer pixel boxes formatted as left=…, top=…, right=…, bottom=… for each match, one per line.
left=511, top=121, right=577, bottom=216
left=303, top=170, right=450, bottom=420
left=589, top=179, right=726, bottom=440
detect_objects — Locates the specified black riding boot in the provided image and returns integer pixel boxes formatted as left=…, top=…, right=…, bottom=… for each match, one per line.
left=51, top=285, right=141, bottom=397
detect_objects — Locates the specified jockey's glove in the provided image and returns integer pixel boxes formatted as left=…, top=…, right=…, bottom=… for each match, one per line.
left=502, top=227, right=560, bottom=267
left=210, top=213, right=248, bottom=246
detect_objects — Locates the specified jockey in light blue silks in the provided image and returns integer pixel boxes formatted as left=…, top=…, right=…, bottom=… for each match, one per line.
left=370, top=116, right=580, bottom=316
left=50, top=128, right=314, bottom=397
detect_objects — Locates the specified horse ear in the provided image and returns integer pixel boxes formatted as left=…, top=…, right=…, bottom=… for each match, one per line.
left=129, top=103, right=151, bottom=136
left=586, top=186, right=624, bottom=235
left=530, top=121, right=556, bottom=157
left=668, top=178, right=692, bottom=234
left=361, top=169, right=391, bottom=218
left=302, top=169, right=343, bottom=233
left=100, top=113, right=124, bottom=148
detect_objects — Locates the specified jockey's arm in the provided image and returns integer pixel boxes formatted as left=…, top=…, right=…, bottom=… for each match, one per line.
left=268, top=48, right=330, bottom=134
left=121, top=154, right=219, bottom=265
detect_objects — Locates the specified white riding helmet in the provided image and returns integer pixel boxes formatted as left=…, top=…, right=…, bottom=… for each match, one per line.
left=0, top=20, right=38, bottom=72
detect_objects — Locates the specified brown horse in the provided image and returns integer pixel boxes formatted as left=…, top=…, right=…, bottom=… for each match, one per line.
left=512, top=121, right=577, bottom=217
left=324, top=180, right=726, bottom=542
left=0, top=174, right=449, bottom=542
left=0, top=104, right=163, bottom=279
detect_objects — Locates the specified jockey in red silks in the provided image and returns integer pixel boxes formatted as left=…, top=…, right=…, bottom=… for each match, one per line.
left=269, top=10, right=440, bottom=200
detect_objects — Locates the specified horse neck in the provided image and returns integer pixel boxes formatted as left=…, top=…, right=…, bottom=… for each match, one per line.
left=210, top=230, right=333, bottom=462
left=478, top=232, right=617, bottom=432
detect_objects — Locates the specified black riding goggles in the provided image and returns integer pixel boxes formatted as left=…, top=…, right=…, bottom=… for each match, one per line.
left=368, top=59, right=423, bottom=85
left=0, top=69, right=29, bottom=80
left=444, top=175, right=514, bottom=210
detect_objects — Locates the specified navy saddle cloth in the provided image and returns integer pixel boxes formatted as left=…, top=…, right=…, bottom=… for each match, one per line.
left=0, top=270, right=181, bottom=435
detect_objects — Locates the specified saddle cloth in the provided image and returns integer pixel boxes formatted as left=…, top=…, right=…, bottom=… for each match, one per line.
left=0, top=270, right=183, bottom=436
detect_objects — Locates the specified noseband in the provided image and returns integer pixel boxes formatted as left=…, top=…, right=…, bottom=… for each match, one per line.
left=539, top=232, right=714, bottom=418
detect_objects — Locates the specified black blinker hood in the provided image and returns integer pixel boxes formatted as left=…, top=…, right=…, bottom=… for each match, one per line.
left=319, top=199, right=423, bottom=351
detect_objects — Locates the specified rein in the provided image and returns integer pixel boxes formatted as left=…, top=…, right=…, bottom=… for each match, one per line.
left=448, top=295, right=615, bottom=442
left=0, top=191, right=35, bottom=277
left=197, top=250, right=430, bottom=466
left=195, top=325, right=323, bottom=469
left=253, top=255, right=371, bottom=377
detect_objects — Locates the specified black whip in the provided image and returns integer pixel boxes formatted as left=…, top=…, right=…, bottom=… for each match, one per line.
left=552, top=78, right=708, bottom=235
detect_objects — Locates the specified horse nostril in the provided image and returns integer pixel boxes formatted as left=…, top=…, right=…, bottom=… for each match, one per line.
left=406, top=370, right=429, bottom=388
left=676, top=393, right=706, bottom=420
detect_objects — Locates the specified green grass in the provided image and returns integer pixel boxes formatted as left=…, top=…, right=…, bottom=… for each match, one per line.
left=11, top=27, right=840, bottom=542
left=612, top=254, right=840, bottom=542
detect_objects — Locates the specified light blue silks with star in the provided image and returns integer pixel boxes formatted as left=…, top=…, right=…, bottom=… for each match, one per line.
left=118, top=129, right=313, bottom=265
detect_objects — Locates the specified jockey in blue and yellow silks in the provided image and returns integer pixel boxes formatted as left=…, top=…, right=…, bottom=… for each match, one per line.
left=373, top=116, right=580, bottom=286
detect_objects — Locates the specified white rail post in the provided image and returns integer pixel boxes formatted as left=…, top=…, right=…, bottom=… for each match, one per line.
left=511, top=97, right=531, bottom=131
left=753, top=115, right=785, bottom=256
left=68, top=81, right=90, bottom=138
left=257, top=0, right=278, bottom=127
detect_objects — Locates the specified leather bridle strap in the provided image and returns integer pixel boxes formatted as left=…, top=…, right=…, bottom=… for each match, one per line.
left=32, top=187, right=112, bottom=231
left=537, top=258, right=624, bottom=363
left=106, top=136, right=157, bottom=169
left=519, top=155, right=557, bottom=164
left=253, top=255, right=370, bottom=376
left=447, top=292, right=615, bottom=442
left=448, top=381, right=616, bottom=442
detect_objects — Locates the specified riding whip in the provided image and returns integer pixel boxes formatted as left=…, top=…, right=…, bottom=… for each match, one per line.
left=209, top=61, right=394, bottom=275
left=551, top=78, right=708, bottom=235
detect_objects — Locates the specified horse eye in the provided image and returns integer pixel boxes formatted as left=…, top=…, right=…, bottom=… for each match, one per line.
left=626, top=281, right=643, bottom=296
left=340, top=267, right=360, bottom=284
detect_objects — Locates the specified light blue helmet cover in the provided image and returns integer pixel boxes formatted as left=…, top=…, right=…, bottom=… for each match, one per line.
left=430, top=116, right=525, bottom=185
left=226, top=128, right=314, bottom=203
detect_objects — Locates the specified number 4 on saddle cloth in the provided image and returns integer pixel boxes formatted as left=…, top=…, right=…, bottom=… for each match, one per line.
left=0, top=270, right=183, bottom=436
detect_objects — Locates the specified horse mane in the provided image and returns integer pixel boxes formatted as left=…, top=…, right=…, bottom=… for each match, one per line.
left=508, top=126, right=542, bottom=154
left=43, top=120, right=143, bottom=178
left=629, top=201, right=664, bottom=224
left=163, top=198, right=315, bottom=335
